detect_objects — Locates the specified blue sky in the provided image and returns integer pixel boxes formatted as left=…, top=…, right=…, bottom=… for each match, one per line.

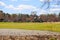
left=0, top=0, right=60, bottom=15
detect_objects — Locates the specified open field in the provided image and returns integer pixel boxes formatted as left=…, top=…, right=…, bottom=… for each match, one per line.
left=0, top=22, right=60, bottom=32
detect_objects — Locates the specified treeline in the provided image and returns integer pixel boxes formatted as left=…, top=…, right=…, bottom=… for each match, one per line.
left=0, top=10, right=60, bottom=22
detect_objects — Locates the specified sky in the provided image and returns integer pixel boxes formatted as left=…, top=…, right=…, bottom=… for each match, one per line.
left=0, top=0, right=60, bottom=15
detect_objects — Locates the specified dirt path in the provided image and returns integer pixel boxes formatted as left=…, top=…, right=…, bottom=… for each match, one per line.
left=0, top=29, right=60, bottom=36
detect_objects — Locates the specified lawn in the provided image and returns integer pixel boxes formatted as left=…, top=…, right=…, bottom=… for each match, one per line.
left=0, top=22, right=60, bottom=32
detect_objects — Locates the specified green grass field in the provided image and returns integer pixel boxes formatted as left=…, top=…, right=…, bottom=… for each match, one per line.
left=0, top=22, right=60, bottom=32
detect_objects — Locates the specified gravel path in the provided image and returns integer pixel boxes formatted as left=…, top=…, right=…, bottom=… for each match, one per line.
left=0, top=29, right=60, bottom=36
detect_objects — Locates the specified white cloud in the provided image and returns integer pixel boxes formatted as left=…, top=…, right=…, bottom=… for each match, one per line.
left=0, top=1, right=39, bottom=11
left=17, top=5, right=37, bottom=10
left=1, top=2, right=47, bottom=14
left=38, top=9, right=47, bottom=14
left=50, top=4, right=60, bottom=12
left=0, top=1, right=6, bottom=6
left=10, top=0, right=18, bottom=2
left=0, top=1, right=48, bottom=14
left=51, top=5, right=58, bottom=7
left=40, top=0, right=45, bottom=2
left=50, top=8, right=60, bottom=12
left=40, top=0, right=53, bottom=2
left=5, top=4, right=39, bottom=11
left=5, top=5, right=17, bottom=10
left=22, top=0, right=30, bottom=1
left=10, top=0, right=30, bottom=2
left=51, top=4, right=60, bottom=8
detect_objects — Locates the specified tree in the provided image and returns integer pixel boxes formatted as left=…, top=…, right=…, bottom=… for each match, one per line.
left=58, top=13, right=60, bottom=21
left=47, top=14, right=58, bottom=22
left=4, top=13, right=11, bottom=22
left=11, top=14, right=18, bottom=22
left=40, top=14, right=47, bottom=22
left=29, top=11, right=38, bottom=22
left=0, top=10, right=5, bottom=22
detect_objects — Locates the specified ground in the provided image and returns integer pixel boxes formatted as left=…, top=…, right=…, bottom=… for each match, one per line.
left=0, top=22, right=60, bottom=32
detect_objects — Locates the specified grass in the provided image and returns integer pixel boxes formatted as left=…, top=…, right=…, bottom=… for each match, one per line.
left=0, top=22, right=60, bottom=32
